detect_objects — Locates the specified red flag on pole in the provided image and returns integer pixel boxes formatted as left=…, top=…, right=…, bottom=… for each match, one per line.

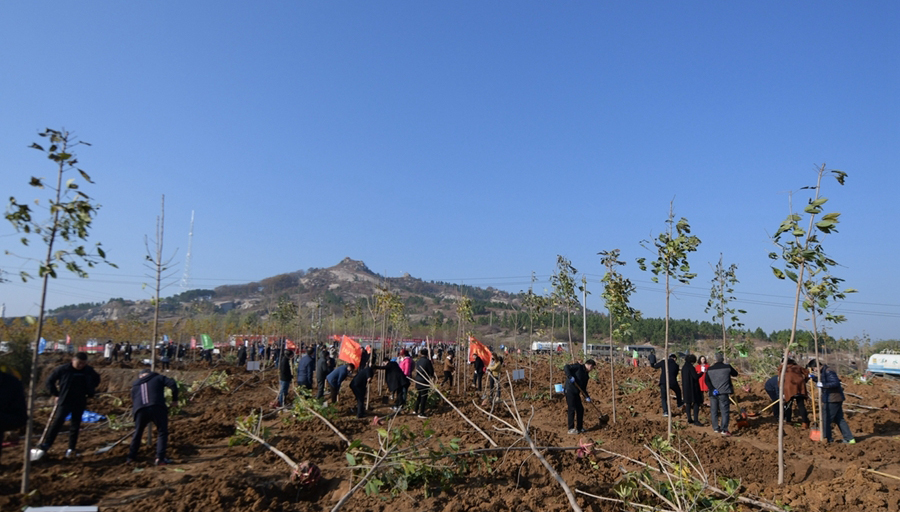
left=339, top=335, right=362, bottom=368
left=468, top=336, right=492, bottom=367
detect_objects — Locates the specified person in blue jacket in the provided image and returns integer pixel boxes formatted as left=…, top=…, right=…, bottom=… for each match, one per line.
left=296, top=347, right=316, bottom=391
left=127, top=369, right=179, bottom=465
left=808, top=359, right=855, bottom=444
left=326, top=363, right=355, bottom=405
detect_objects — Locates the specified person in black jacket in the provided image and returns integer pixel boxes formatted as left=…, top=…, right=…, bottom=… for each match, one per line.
left=412, top=349, right=435, bottom=418
left=382, top=357, right=409, bottom=412
left=681, top=354, right=702, bottom=426
left=31, top=352, right=100, bottom=461
left=276, top=350, right=294, bottom=407
left=0, top=370, right=28, bottom=466
left=123, top=341, right=133, bottom=362
left=349, top=363, right=379, bottom=418
left=563, top=359, right=595, bottom=434
left=237, top=343, right=247, bottom=367
left=472, top=354, right=484, bottom=392
left=315, top=346, right=331, bottom=400
left=650, top=353, right=682, bottom=417
left=127, top=369, right=179, bottom=465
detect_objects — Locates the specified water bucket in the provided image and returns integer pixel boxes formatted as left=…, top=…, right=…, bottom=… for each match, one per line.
left=554, top=383, right=564, bottom=393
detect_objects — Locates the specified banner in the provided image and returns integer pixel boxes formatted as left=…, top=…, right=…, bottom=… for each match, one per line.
left=338, top=335, right=362, bottom=368
left=468, top=336, right=492, bottom=367
left=38, top=337, right=47, bottom=355
left=285, top=339, right=297, bottom=351
left=163, top=334, right=169, bottom=342
left=190, top=337, right=197, bottom=350
left=200, top=334, right=213, bottom=350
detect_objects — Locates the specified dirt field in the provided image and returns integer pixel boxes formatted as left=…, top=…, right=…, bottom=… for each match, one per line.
left=3, top=352, right=900, bottom=511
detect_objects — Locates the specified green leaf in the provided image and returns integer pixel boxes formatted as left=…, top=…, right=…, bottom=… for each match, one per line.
left=345, top=452, right=356, bottom=466
left=771, top=268, right=785, bottom=279
left=784, top=270, right=798, bottom=282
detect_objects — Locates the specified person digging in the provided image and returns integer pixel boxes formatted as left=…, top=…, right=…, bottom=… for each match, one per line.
left=563, top=359, right=595, bottom=434
left=31, top=352, right=101, bottom=461
left=126, top=368, right=179, bottom=465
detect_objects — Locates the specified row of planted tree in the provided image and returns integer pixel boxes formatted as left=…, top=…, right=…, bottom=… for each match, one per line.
left=4, top=126, right=854, bottom=493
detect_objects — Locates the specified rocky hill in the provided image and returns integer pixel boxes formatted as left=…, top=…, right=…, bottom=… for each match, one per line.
left=48, top=257, right=526, bottom=329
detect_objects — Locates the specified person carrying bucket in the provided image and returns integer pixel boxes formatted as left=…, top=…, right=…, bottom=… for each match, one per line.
left=563, top=359, right=595, bottom=434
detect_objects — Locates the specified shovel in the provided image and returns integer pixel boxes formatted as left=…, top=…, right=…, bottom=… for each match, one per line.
left=808, top=381, right=822, bottom=441
left=573, top=381, right=609, bottom=427
left=30, top=400, right=60, bottom=461
left=95, top=429, right=136, bottom=454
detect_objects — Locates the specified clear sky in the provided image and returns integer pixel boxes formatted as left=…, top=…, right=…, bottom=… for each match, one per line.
left=1, top=2, right=898, bottom=341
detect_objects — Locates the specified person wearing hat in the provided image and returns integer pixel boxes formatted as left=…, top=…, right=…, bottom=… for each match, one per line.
left=808, top=359, right=855, bottom=443
left=704, top=352, right=738, bottom=436
left=127, top=368, right=179, bottom=465
left=563, top=359, right=595, bottom=434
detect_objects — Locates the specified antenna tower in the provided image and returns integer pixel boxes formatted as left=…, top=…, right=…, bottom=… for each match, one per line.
left=181, top=211, right=194, bottom=290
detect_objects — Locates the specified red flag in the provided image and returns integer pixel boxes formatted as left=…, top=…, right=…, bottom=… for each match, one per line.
left=331, top=334, right=342, bottom=343
left=285, top=339, right=297, bottom=351
left=339, top=335, right=362, bottom=368
left=468, top=336, right=492, bottom=367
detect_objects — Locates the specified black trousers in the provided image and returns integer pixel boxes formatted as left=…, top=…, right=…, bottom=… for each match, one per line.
left=441, top=371, right=453, bottom=386
left=565, top=388, right=584, bottom=430
left=128, top=404, right=169, bottom=460
left=350, top=384, right=367, bottom=418
left=659, top=383, right=683, bottom=413
left=316, top=378, right=327, bottom=400
left=41, top=402, right=85, bottom=451
left=473, top=371, right=483, bottom=391
left=415, top=388, right=429, bottom=415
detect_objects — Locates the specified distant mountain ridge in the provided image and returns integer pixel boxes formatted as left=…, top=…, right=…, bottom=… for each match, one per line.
left=48, top=257, right=523, bottom=327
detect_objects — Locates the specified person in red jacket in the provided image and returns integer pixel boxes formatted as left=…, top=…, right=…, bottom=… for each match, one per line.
left=695, top=355, right=710, bottom=405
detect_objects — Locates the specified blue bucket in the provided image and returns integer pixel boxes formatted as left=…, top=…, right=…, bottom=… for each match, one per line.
left=554, top=383, right=564, bottom=393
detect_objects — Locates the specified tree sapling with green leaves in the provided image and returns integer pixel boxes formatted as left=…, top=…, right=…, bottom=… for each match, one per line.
left=706, top=254, right=745, bottom=354
left=769, top=164, right=855, bottom=484
left=5, top=128, right=116, bottom=494
left=599, top=249, right=640, bottom=425
left=637, top=201, right=701, bottom=438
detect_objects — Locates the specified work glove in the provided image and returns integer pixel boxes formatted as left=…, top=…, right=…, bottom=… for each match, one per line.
left=584, top=397, right=591, bottom=403
left=569, top=377, right=575, bottom=383
left=713, top=389, right=719, bottom=396
left=816, top=381, right=823, bottom=388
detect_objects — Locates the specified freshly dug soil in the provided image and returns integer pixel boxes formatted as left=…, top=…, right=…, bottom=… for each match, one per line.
left=2, top=352, right=900, bottom=511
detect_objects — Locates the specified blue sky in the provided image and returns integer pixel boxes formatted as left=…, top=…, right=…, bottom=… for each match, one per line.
left=1, top=2, right=898, bottom=341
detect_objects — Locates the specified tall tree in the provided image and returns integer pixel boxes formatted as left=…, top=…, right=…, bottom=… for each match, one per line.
left=705, top=255, right=745, bottom=354
left=599, top=249, right=640, bottom=424
left=144, top=195, right=178, bottom=373
left=769, top=164, right=854, bottom=484
left=637, top=201, right=701, bottom=438
left=5, top=129, right=115, bottom=494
